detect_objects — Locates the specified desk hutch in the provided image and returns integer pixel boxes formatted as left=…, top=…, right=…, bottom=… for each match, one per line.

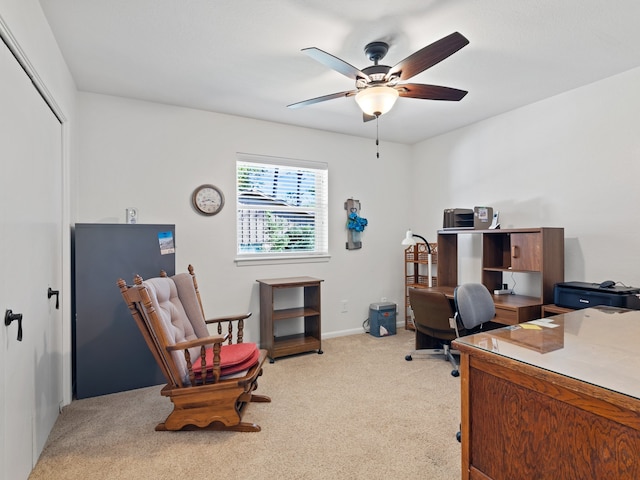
left=437, top=227, right=564, bottom=325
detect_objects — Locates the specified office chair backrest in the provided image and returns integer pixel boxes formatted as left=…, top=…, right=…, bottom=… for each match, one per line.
left=454, top=283, right=495, bottom=330
left=408, top=288, right=456, bottom=336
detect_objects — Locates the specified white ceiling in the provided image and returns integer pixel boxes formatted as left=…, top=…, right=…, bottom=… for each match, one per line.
left=39, top=0, right=640, bottom=145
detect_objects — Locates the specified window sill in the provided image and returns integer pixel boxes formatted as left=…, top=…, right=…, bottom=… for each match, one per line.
left=235, top=254, right=331, bottom=267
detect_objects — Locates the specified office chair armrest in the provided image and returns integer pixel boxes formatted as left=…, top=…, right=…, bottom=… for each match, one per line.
left=451, top=313, right=462, bottom=337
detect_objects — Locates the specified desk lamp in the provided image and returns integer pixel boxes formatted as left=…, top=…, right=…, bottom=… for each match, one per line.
left=402, top=229, right=433, bottom=288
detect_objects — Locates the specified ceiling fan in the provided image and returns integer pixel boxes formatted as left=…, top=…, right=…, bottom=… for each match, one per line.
left=288, top=32, right=469, bottom=121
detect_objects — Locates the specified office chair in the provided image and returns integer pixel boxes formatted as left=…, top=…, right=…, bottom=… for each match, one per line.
left=453, top=283, right=496, bottom=335
left=405, top=288, right=462, bottom=377
left=452, top=283, right=496, bottom=375
left=452, top=282, right=496, bottom=442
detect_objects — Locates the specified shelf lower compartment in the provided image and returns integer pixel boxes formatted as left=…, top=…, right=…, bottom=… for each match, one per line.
left=272, top=333, right=321, bottom=358
left=272, top=307, right=320, bottom=321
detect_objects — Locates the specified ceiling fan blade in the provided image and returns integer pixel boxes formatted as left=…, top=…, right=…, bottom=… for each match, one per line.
left=287, top=90, right=357, bottom=109
left=397, top=83, right=468, bottom=101
left=387, top=32, right=469, bottom=81
left=302, top=47, right=370, bottom=81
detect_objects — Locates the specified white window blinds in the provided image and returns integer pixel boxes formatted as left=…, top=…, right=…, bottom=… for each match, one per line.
left=236, top=153, right=328, bottom=258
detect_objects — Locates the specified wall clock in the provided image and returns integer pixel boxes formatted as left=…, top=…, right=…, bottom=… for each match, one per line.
left=191, top=184, right=225, bottom=216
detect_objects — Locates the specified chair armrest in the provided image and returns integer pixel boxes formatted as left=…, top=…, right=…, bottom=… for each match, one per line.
left=167, top=335, right=230, bottom=385
left=166, top=334, right=228, bottom=352
left=205, top=313, right=251, bottom=345
left=204, top=312, right=252, bottom=324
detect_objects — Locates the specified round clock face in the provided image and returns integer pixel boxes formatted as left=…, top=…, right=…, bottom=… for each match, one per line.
left=192, top=184, right=224, bottom=216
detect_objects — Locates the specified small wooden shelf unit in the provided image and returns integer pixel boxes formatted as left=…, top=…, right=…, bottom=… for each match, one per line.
left=257, top=276, right=323, bottom=362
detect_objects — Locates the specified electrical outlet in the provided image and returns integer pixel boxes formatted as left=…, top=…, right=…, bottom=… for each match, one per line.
left=341, top=300, right=348, bottom=313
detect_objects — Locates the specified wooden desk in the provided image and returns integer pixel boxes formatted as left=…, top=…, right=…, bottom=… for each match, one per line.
left=541, top=303, right=574, bottom=317
left=453, top=307, right=640, bottom=480
left=424, top=285, right=542, bottom=325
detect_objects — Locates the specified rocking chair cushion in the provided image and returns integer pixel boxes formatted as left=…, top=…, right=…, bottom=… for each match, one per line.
left=172, top=273, right=209, bottom=338
left=221, top=343, right=261, bottom=374
left=192, top=342, right=261, bottom=381
left=143, top=277, right=200, bottom=382
left=220, top=342, right=260, bottom=367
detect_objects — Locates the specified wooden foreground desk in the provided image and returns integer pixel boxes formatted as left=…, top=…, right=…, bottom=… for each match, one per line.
left=453, top=307, right=640, bottom=480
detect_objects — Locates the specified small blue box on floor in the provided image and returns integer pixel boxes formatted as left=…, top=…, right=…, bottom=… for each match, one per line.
left=369, top=302, right=397, bottom=337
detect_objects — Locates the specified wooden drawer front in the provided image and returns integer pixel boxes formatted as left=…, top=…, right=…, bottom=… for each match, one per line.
left=510, top=233, right=541, bottom=271
left=542, top=304, right=574, bottom=317
left=494, top=306, right=518, bottom=325
left=467, top=359, right=640, bottom=480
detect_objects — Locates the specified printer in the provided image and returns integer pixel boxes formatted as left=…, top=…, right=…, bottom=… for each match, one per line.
left=554, top=281, right=640, bottom=310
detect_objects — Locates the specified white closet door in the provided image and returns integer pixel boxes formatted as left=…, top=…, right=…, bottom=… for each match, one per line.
left=0, top=39, right=63, bottom=480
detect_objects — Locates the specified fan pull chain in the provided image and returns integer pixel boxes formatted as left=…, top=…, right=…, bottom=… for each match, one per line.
left=376, top=115, right=380, bottom=158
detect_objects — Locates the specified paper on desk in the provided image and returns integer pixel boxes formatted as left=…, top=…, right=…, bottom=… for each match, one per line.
left=519, top=324, right=543, bottom=330
left=528, top=319, right=560, bottom=328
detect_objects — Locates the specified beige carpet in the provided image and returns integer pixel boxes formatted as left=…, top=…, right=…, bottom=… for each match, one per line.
left=30, top=329, right=461, bottom=479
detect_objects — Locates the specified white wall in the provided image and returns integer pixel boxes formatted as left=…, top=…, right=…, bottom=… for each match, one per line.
left=76, top=93, right=413, bottom=342
left=76, top=65, right=640, bottom=339
left=411, top=66, right=640, bottom=289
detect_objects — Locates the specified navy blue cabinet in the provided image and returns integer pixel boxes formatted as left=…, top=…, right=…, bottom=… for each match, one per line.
left=72, top=223, right=175, bottom=398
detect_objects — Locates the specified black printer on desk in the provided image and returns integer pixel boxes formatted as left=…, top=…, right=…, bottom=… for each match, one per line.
left=554, top=281, right=640, bottom=310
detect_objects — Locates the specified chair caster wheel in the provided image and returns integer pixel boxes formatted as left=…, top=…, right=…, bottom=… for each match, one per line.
left=405, top=355, right=413, bottom=361
left=451, top=369, right=460, bottom=377
left=456, top=431, right=461, bottom=443
left=269, top=358, right=275, bottom=364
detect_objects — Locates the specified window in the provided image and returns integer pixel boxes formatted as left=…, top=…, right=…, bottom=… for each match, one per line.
left=236, top=153, right=328, bottom=261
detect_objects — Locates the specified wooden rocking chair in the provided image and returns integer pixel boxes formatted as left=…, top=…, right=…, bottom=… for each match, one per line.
left=117, top=265, right=270, bottom=432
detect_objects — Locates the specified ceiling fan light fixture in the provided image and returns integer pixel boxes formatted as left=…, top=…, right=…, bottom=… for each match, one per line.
left=355, top=86, right=399, bottom=116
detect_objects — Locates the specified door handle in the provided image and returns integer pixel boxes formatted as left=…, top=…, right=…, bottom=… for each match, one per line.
left=4, top=309, right=23, bottom=341
left=48, top=287, right=60, bottom=309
